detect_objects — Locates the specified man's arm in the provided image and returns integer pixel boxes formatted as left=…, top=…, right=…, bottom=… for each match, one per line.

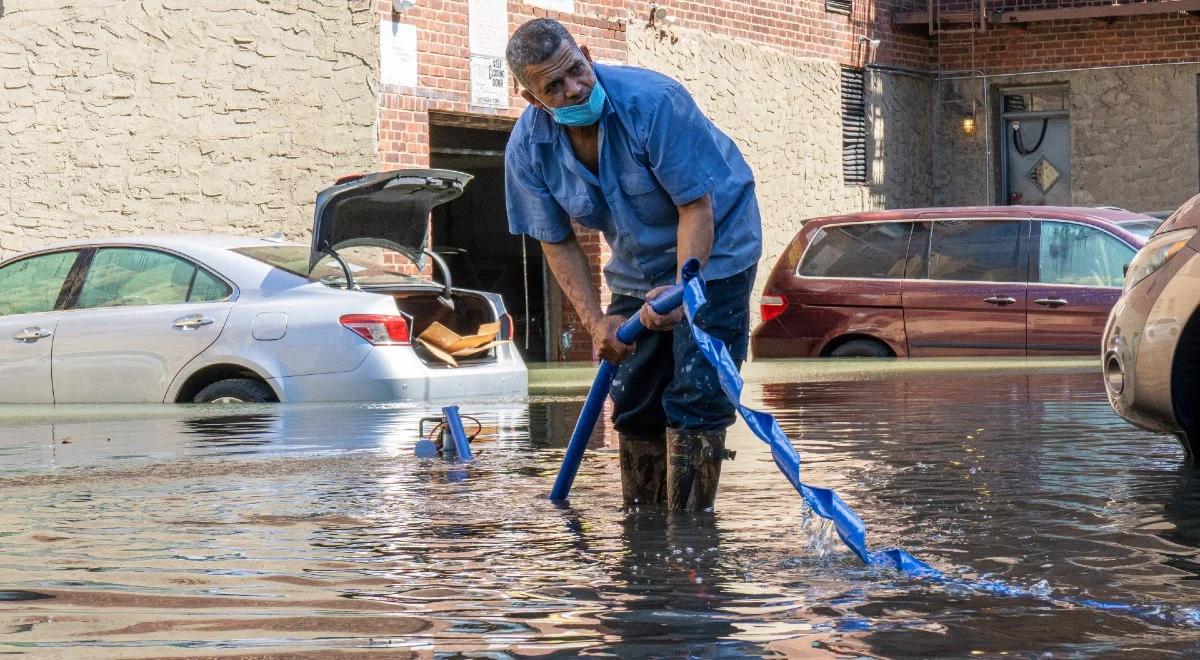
left=676, top=192, right=714, bottom=275
left=640, top=193, right=714, bottom=331
left=543, top=233, right=634, bottom=364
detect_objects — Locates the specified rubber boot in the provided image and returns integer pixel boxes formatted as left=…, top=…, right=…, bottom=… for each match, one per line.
left=667, top=429, right=733, bottom=511
left=619, top=432, right=667, bottom=507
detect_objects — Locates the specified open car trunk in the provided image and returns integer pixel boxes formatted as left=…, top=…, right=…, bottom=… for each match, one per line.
left=388, top=288, right=500, bottom=368
left=310, top=169, right=505, bottom=368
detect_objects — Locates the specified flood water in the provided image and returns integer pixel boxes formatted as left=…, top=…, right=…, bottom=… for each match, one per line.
left=2, top=369, right=1199, bottom=657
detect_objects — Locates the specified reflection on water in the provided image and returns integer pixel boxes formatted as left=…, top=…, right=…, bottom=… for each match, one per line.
left=1, top=373, right=1199, bottom=656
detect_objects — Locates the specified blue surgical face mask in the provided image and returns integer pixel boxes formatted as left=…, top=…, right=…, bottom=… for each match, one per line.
left=546, top=81, right=606, bottom=127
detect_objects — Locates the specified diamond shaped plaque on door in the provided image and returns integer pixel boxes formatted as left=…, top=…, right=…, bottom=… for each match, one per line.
left=1028, top=158, right=1061, bottom=193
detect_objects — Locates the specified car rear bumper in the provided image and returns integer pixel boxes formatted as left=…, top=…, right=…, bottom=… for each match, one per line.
left=270, top=342, right=528, bottom=403
left=751, top=320, right=822, bottom=358
left=1103, top=247, right=1200, bottom=435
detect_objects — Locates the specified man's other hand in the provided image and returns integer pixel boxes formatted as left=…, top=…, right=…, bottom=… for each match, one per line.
left=590, top=315, right=634, bottom=364
left=640, top=286, right=684, bottom=332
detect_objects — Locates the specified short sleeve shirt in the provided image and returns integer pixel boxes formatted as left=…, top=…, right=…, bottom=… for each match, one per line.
left=505, top=64, right=762, bottom=296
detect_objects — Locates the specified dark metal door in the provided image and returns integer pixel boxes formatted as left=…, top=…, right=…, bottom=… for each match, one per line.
left=1005, top=116, right=1070, bottom=205
left=1002, top=88, right=1071, bottom=206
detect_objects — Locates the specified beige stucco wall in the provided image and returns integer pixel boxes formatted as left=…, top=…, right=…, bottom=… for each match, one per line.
left=627, top=27, right=932, bottom=329
left=868, top=69, right=933, bottom=210
left=935, top=65, right=1200, bottom=211
left=0, top=0, right=378, bottom=258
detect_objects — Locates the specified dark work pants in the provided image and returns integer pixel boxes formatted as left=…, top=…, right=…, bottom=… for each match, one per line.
left=607, top=266, right=755, bottom=434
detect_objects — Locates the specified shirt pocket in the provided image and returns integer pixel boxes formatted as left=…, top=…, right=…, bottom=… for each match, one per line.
left=555, top=191, right=592, bottom=217
left=555, top=191, right=607, bottom=230
left=618, top=169, right=675, bottom=224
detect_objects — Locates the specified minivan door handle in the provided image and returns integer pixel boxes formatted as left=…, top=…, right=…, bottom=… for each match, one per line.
left=983, top=295, right=1017, bottom=306
left=172, top=315, right=215, bottom=330
left=12, top=327, right=52, bottom=342
left=1035, top=297, right=1069, bottom=308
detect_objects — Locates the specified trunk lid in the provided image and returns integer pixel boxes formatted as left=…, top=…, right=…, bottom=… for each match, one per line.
left=309, top=169, right=472, bottom=272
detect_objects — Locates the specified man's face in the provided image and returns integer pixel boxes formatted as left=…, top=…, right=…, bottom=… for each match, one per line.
left=519, top=42, right=595, bottom=110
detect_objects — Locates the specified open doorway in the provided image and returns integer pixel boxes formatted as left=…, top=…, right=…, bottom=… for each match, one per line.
left=428, top=115, right=549, bottom=362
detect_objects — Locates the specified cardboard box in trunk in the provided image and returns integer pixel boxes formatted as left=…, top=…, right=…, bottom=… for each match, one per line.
left=416, top=321, right=501, bottom=367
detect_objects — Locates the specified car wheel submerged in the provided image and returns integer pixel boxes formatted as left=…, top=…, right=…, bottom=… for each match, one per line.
left=193, top=378, right=277, bottom=404
left=828, top=339, right=892, bottom=358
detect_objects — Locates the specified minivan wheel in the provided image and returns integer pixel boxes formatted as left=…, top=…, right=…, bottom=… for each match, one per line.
left=193, top=378, right=276, bottom=404
left=828, top=339, right=891, bottom=358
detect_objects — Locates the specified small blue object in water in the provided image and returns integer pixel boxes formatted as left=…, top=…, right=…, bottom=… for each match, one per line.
left=413, top=438, right=439, bottom=458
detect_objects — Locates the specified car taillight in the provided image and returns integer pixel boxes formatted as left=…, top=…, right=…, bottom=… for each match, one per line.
left=340, top=314, right=411, bottom=345
left=500, top=313, right=514, bottom=340
left=760, top=295, right=788, bottom=322
left=334, top=173, right=365, bottom=185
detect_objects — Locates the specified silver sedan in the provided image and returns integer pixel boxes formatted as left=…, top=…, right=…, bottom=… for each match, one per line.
left=0, top=170, right=527, bottom=403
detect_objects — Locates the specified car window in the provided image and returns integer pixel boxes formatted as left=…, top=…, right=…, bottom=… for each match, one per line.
left=189, top=268, right=233, bottom=302
left=926, top=220, right=1023, bottom=282
left=0, top=251, right=79, bottom=316
left=232, top=245, right=427, bottom=287
left=1038, top=221, right=1135, bottom=288
left=798, top=222, right=912, bottom=279
left=1116, top=219, right=1161, bottom=239
left=78, top=248, right=222, bottom=309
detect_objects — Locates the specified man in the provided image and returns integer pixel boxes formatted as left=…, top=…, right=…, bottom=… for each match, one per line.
left=504, top=19, right=762, bottom=511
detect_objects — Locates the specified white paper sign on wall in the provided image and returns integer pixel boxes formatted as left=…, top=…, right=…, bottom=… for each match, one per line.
left=523, top=0, right=574, bottom=15
left=380, top=20, right=418, bottom=88
left=469, top=0, right=508, bottom=58
left=470, top=55, right=509, bottom=109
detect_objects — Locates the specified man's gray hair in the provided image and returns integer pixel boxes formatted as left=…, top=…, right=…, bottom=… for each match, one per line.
left=506, top=18, right=578, bottom=87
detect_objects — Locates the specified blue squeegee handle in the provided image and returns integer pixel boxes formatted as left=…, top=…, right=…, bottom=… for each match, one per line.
left=549, top=279, right=689, bottom=502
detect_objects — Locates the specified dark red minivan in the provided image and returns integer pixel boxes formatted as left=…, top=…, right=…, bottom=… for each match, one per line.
left=751, top=207, right=1154, bottom=358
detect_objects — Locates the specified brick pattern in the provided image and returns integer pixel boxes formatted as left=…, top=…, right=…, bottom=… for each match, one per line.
left=936, top=13, right=1200, bottom=73
left=372, top=0, right=626, bottom=170
left=938, top=0, right=1170, bottom=12
left=580, top=0, right=932, bottom=70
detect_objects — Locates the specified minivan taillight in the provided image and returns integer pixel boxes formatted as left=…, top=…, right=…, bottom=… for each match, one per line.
left=760, top=295, right=788, bottom=322
left=340, top=314, right=411, bottom=345
left=500, top=313, right=514, bottom=340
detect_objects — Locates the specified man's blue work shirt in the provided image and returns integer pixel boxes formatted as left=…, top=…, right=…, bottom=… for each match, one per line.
left=504, top=64, right=762, bottom=297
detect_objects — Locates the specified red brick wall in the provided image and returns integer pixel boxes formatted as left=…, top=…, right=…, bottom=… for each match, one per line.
left=577, top=0, right=931, bottom=70
left=938, top=0, right=1168, bottom=12
left=373, top=0, right=626, bottom=170
left=932, top=9, right=1200, bottom=74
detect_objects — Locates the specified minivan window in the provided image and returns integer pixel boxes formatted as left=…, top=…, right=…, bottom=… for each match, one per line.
left=0, top=251, right=79, bottom=316
left=798, top=222, right=912, bottom=279
left=1038, top=221, right=1135, bottom=288
left=77, top=248, right=230, bottom=309
left=926, top=220, right=1023, bottom=282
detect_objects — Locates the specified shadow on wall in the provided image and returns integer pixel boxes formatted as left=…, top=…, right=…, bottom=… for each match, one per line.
left=1, top=2, right=5, bottom=18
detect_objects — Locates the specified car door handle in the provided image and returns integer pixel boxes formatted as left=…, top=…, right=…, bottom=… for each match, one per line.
left=983, top=295, right=1017, bottom=306
left=12, top=327, right=52, bottom=342
left=172, top=315, right=215, bottom=330
left=1035, top=298, right=1069, bottom=308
